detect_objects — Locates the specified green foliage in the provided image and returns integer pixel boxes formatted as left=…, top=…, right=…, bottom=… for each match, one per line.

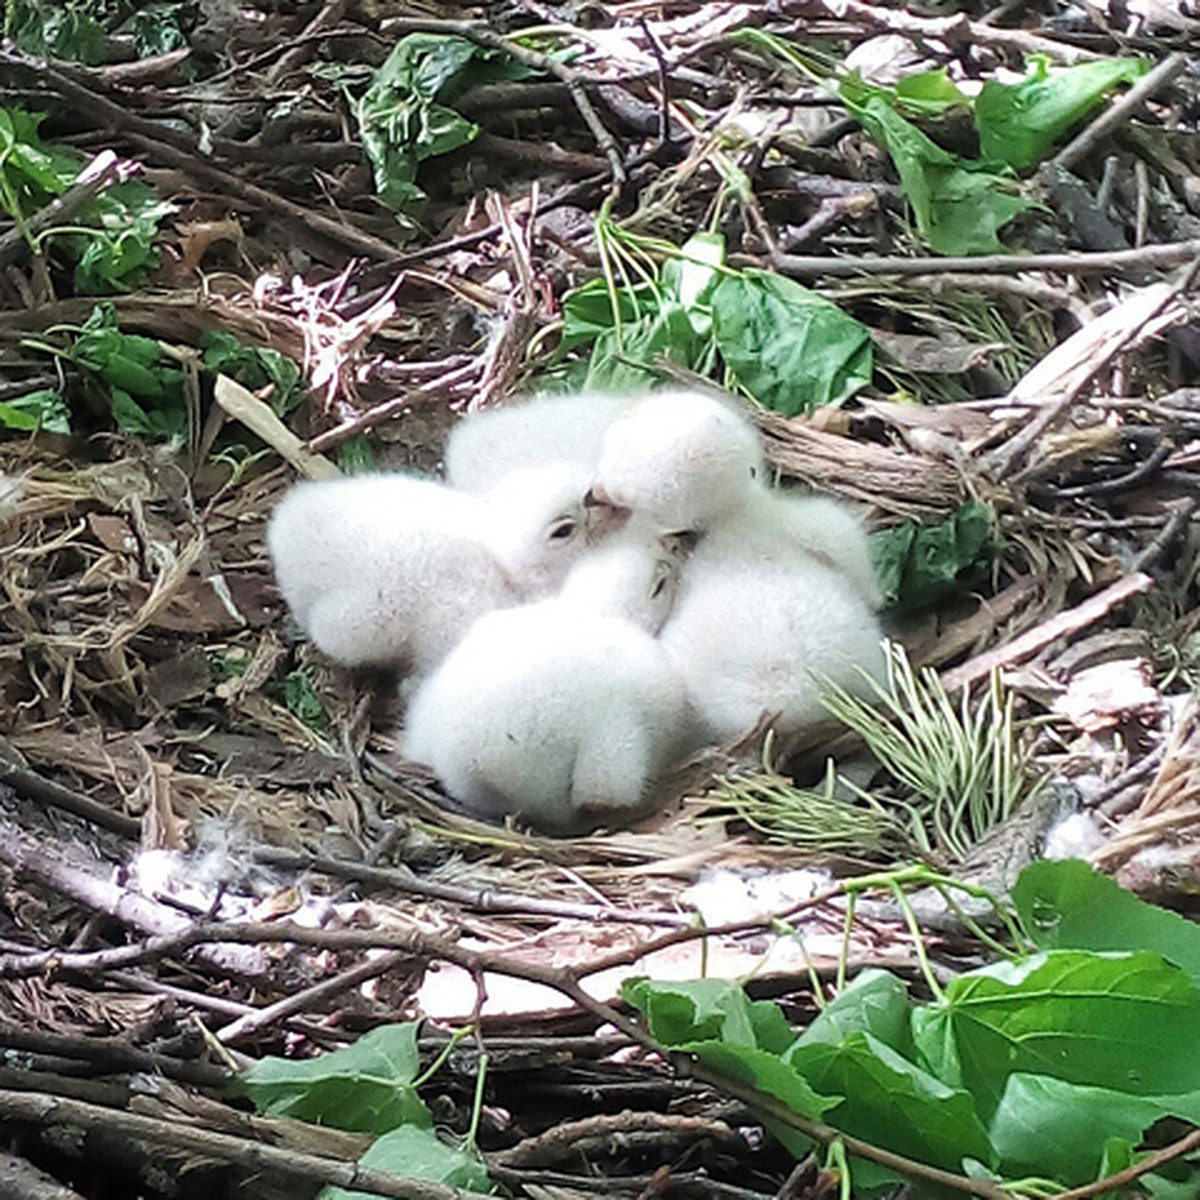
left=279, top=667, right=329, bottom=731
left=711, top=271, right=872, bottom=414
left=321, top=1126, right=492, bottom=1199
left=336, top=435, right=377, bottom=475
left=840, top=84, right=1029, bottom=256
left=625, top=864, right=1200, bottom=1194
left=129, top=3, right=196, bottom=57
left=237, top=1023, right=494, bottom=1195
left=355, top=33, right=533, bottom=217
left=1013, top=858, right=1200, bottom=985
left=203, top=331, right=304, bottom=416
left=5, top=0, right=108, bottom=64
left=0, top=388, right=70, bottom=434
left=0, top=107, right=169, bottom=293
left=820, top=643, right=1036, bottom=862
left=976, top=55, right=1150, bottom=172
left=870, top=502, right=996, bottom=613
left=73, top=303, right=187, bottom=438
left=555, top=229, right=873, bottom=412
left=236, top=1023, right=429, bottom=1134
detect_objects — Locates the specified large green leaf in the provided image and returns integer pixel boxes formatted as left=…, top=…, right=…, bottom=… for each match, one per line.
left=976, top=55, right=1149, bottom=172
left=1012, top=859, right=1200, bottom=987
left=577, top=302, right=706, bottom=391
left=559, top=277, right=662, bottom=350
left=988, top=1073, right=1200, bottom=1186
left=235, top=1022, right=431, bottom=1135
left=912, top=950, right=1200, bottom=1118
left=356, top=34, right=532, bottom=216
left=788, top=1031, right=994, bottom=1174
left=710, top=269, right=872, bottom=414
left=792, top=969, right=914, bottom=1059
left=320, top=1125, right=492, bottom=1199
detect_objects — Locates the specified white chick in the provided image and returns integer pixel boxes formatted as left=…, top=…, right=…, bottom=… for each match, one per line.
left=590, top=389, right=766, bottom=533
left=590, top=389, right=881, bottom=607
left=659, top=542, right=885, bottom=743
left=267, top=465, right=596, bottom=672
left=444, top=391, right=629, bottom=493
left=402, top=536, right=688, bottom=835
left=588, top=389, right=885, bottom=741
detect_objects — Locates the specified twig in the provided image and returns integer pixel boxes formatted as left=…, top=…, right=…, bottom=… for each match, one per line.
left=249, top=845, right=692, bottom=927
left=0, top=1089, right=489, bottom=1200
left=1052, top=1127, right=1200, bottom=1199
left=1130, top=499, right=1197, bottom=572
left=0, top=46, right=405, bottom=265
left=939, top=573, right=1155, bottom=696
left=215, top=950, right=411, bottom=1045
left=214, top=374, right=341, bottom=480
left=755, top=238, right=1200, bottom=279
left=0, top=1149, right=86, bottom=1200
left=1053, top=52, right=1189, bottom=172
left=781, top=0, right=1099, bottom=63
left=0, top=756, right=140, bottom=837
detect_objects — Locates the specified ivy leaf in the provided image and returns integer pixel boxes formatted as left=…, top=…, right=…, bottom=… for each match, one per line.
left=203, top=331, right=304, bottom=416
left=0, top=388, right=70, bottom=434
left=320, top=1125, right=493, bottom=1199
left=711, top=270, right=872, bottom=414
left=912, top=950, right=1200, bottom=1120
left=792, top=969, right=914, bottom=1059
left=235, top=1022, right=430, bottom=1135
left=1013, top=859, right=1200, bottom=987
left=870, top=502, right=996, bottom=613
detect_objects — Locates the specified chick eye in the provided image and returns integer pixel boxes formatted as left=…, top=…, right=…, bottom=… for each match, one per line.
left=652, top=577, right=667, bottom=599
left=548, top=519, right=577, bottom=542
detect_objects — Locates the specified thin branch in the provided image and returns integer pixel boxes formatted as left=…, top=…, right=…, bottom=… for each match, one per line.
left=1053, top=1127, right=1200, bottom=1199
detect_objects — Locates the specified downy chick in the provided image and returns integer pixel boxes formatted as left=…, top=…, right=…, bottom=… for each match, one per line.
left=444, top=391, right=629, bottom=493
left=588, top=390, right=885, bottom=741
left=267, top=465, right=597, bottom=672
left=402, top=535, right=688, bottom=835
left=590, top=389, right=881, bottom=607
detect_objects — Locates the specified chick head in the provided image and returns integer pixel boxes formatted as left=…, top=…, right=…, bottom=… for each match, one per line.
left=558, top=534, right=681, bottom=634
left=590, top=390, right=764, bottom=534
left=481, top=463, right=598, bottom=597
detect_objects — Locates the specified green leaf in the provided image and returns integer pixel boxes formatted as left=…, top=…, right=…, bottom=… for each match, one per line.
left=869, top=502, right=996, bottom=613
left=320, top=1125, right=492, bottom=1199
left=5, top=0, right=108, bottom=65
left=355, top=33, right=534, bottom=216
left=577, top=302, right=706, bottom=392
left=710, top=269, right=872, bottom=414
left=130, top=4, right=194, bottom=58
left=1012, top=859, right=1200, bottom=988
left=0, top=388, right=70, bottom=434
left=976, top=55, right=1150, bottom=172
left=988, top=1073, right=1200, bottom=1186
left=912, top=950, right=1200, bottom=1119
left=337, top=435, right=376, bottom=475
left=842, top=92, right=1028, bottom=255
left=559, top=277, right=662, bottom=350
left=235, top=1023, right=430, bottom=1135
left=282, top=668, right=329, bottom=731
left=622, top=977, right=791, bottom=1051
left=662, top=231, right=726, bottom=336
left=203, top=331, right=304, bottom=416
left=687, top=1040, right=834, bottom=1158
left=792, top=969, right=914, bottom=1059
left=788, top=1031, right=994, bottom=1174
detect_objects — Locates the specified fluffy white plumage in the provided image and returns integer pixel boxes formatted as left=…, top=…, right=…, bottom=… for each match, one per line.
left=592, top=390, right=765, bottom=532
left=660, top=534, right=885, bottom=742
left=587, top=389, right=886, bottom=741
left=444, top=392, right=628, bottom=493
left=402, top=536, right=688, bottom=834
left=267, top=465, right=596, bottom=671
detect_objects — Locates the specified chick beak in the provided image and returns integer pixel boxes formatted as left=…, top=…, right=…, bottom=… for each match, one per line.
left=583, top=484, right=631, bottom=539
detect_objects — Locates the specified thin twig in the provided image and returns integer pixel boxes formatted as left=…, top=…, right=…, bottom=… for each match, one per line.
left=1053, top=52, right=1189, bottom=172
